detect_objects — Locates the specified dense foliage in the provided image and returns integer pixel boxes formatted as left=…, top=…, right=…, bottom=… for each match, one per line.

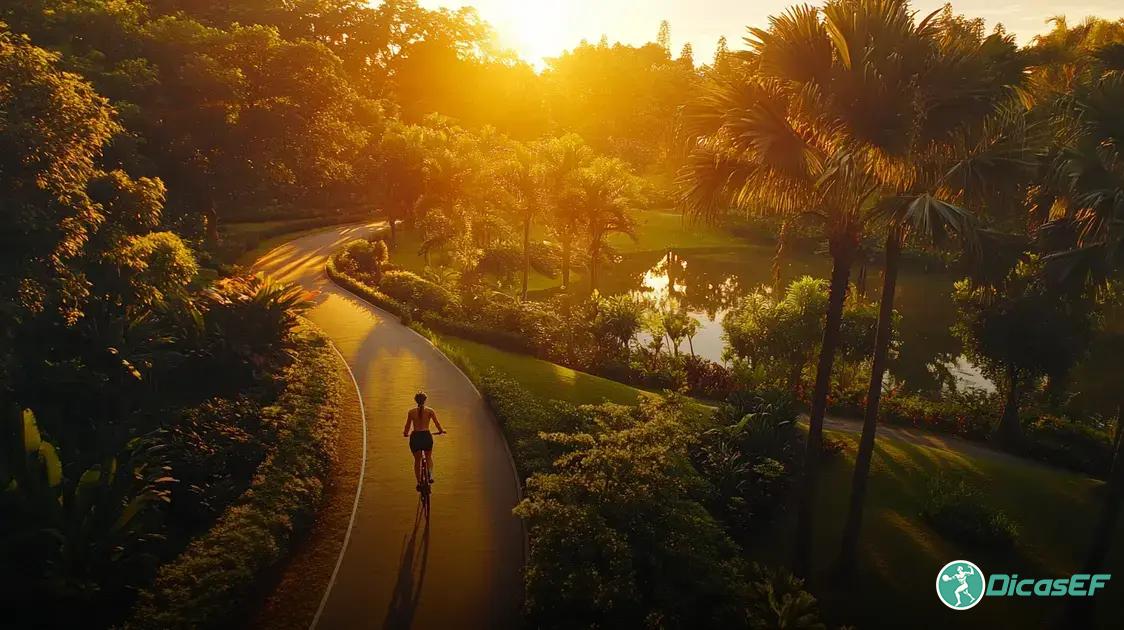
left=0, top=21, right=321, bottom=625
left=127, top=328, right=341, bottom=629
left=476, top=372, right=825, bottom=629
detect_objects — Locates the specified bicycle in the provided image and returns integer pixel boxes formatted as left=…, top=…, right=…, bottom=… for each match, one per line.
left=417, top=449, right=432, bottom=517
left=413, top=431, right=445, bottom=518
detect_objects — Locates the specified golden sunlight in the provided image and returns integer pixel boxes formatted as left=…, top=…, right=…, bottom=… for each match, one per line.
left=492, top=0, right=569, bottom=68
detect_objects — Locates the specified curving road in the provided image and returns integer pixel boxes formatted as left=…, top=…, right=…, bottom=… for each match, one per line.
left=254, top=223, right=524, bottom=630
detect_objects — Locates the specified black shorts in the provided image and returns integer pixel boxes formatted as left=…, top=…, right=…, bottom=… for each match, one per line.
left=409, top=430, right=433, bottom=453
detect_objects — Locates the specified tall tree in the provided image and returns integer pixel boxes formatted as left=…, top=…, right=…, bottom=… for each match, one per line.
left=370, top=123, right=428, bottom=245
left=497, top=141, right=546, bottom=300
left=657, top=20, right=672, bottom=55
left=543, top=134, right=595, bottom=289
left=1024, top=23, right=1124, bottom=623
left=837, top=9, right=1029, bottom=572
left=574, top=158, right=643, bottom=292
left=681, top=0, right=1001, bottom=575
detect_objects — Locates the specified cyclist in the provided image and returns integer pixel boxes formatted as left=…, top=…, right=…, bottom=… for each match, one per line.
left=403, top=392, right=445, bottom=490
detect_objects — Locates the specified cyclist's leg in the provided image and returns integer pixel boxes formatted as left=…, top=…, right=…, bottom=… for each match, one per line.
left=412, top=450, right=423, bottom=485
left=423, top=449, right=434, bottom=482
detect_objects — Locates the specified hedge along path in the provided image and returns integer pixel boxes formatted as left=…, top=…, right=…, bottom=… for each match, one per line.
left=253, top=222, right=524, bottom=630
left=251, top=339, right=365, bottom=630
left=128, top=326, right=342, bottom=629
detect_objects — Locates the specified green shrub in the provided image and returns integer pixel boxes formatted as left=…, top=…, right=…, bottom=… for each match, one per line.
left=479, top=371, right=590, bottom=476
left=830, top=387, right=996, bottom=441
left=163, top=397, right=271, bottom=529
left=695, top=391, right=801, bottom=529
left=514, top=398, right=749, bottom=628
left=379, top=270, right=458, bottom=314
left=529, top=241, right=561, bottom=277
left=683, top=355, right=734, bottom=401
left=921, top=474, right=1018, bottom=550
left=127, top=327, right=341, bottom=629
left=475, top=243, right=522, bottom=282
left=326, top=254, right=409, bottom=317
left=745, top=563, right=826, bottom=630
left=1023, top=415, right=1114, bottom=477
left=172, top=274, right=309, bottom=394
left=420, top=312, right=537, bottom=355
left=340, top=238, right=388, bottom=276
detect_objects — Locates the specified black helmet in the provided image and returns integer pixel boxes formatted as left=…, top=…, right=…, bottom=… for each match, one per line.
left=414, top=392, right=427, bottom=406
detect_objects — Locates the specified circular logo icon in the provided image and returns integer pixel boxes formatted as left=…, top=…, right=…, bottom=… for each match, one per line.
left=936, top=560, right=986, bottom=610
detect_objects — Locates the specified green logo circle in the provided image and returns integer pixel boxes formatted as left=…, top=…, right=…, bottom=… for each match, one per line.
left=936, top=560, right=986, bottom=610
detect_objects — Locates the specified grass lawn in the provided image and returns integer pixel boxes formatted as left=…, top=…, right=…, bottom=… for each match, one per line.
left=436, top=336, right=658, bottom=406
left=610, top=209, right=750, bottom=254
left=751, top=430, right=1124, bottom=629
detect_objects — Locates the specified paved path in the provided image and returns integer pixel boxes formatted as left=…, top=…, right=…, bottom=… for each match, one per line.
left=254, top=223, right=523, bottom=630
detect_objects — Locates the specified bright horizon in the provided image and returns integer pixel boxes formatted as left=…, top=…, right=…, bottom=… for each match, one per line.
left=421, top=0, right=1124, bottom=68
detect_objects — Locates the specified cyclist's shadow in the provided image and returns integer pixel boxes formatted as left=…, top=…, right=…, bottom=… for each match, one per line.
left=383, top=500, right=431, bottom=629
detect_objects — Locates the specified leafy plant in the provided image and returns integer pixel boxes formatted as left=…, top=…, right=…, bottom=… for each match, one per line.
left=921, top=474, right=1018, bottom=549
left=745, top=563, right=826, bottom=630
left=1, top=409, right=174, bottom=624
left=379, top=270, right=458, bottom=314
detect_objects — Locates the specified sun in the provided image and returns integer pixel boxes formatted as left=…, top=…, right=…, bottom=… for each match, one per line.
left=494, top=1, right=569, bottom=69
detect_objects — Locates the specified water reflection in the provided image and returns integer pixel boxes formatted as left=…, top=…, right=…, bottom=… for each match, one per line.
left=602, top=247, right=995, bottom=395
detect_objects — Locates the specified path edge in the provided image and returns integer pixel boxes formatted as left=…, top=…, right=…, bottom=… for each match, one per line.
left=308, top=340, right=369, bottom=630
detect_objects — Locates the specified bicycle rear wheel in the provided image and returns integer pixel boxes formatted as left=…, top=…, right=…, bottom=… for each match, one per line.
left=419, top=454, right=431, bottom=518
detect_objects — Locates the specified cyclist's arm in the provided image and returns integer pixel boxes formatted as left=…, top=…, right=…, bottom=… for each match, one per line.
left=403, top=413, right=412, bottom=437
left=431, top=409, right=445, bottom=434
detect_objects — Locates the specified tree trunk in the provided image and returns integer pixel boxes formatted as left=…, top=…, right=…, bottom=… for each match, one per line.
left=204, top=201, right=220, bottom=245
left=837, top=227, right=901, bottom=575
left=773, top=220, right=789, bottom=293
left=998, top=364, right=1023, bottom=446
left=389, top=214, right=398, bottom=247
left=794, top=247, right=853, bottom=578
left=521, top=215, right=532, bottom=301
left=788, top=360, right=804, bottom=396
left=562, top=238, right=572, bottom=290
left=589, top=237, right=600, bottom=292
left=1064, top=405, right=1124, bottom=627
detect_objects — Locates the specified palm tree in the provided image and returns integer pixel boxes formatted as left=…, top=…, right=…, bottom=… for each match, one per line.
left=497, top=141, right=545, bottom=300
left=372, top=123, right=427, bottom=246
left=683, top=23, right=876, bottom=576
left=681, top=0, right=942, bottom=575
left=542, top=134, right=594, bottom=290
left=573, top=157, right=643, bottom=292
left=837, top=21, right=1032, bottom=571
left=415, top=127, right=483, bottom=265
left=1023, top=23, right=1124, bottom=624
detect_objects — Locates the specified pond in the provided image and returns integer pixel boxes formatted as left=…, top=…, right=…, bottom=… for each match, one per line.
left=600, top=244, right=1124, bottom=416
left=599, top=243, right=996, bottom=396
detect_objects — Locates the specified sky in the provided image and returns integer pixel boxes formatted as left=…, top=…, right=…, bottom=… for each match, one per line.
left=420, top=0, right=1124, bottom=68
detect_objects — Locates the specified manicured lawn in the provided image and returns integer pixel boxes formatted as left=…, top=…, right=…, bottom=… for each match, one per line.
left=437, top=336, right=658, bottom=406
left=751, top=431, right=1124, bottom=629
left=610, top=209, right=750, bottom=253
